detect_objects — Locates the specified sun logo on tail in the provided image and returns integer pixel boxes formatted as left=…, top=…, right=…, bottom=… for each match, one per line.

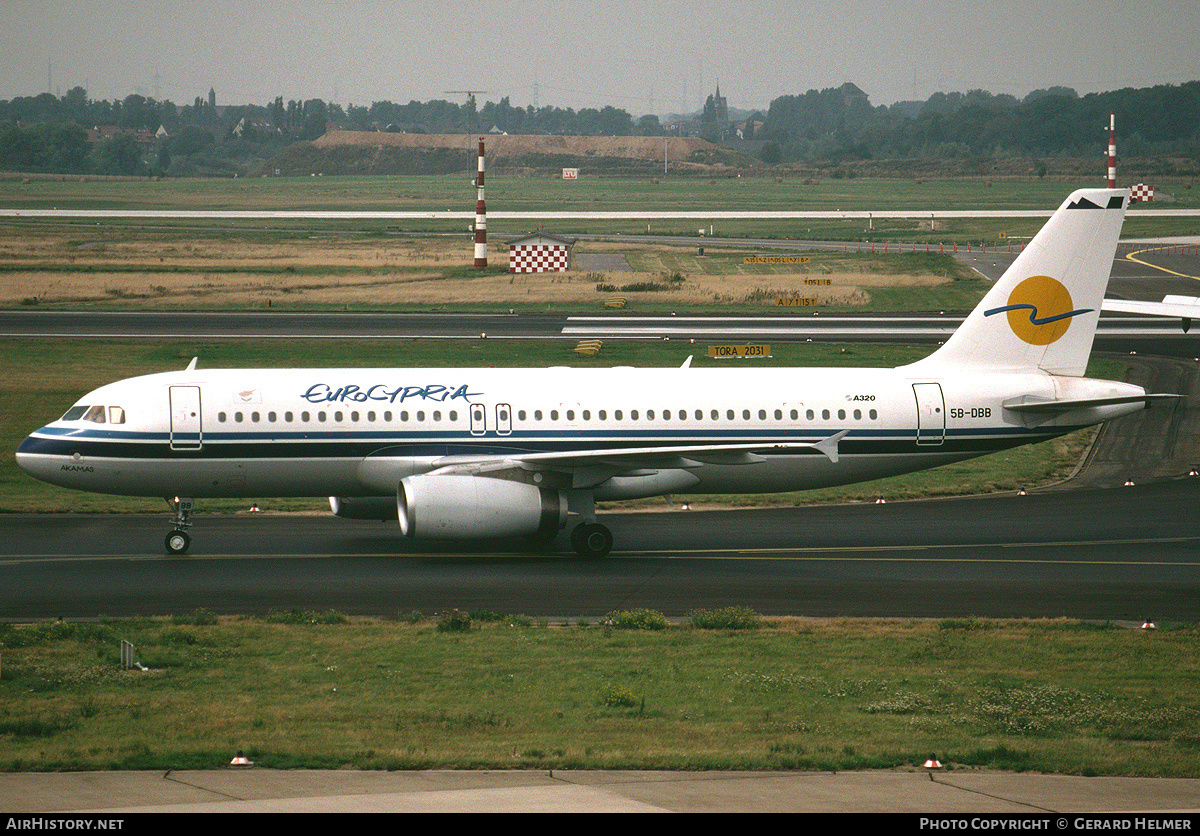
left=984, top=275, right=1092, bottom=346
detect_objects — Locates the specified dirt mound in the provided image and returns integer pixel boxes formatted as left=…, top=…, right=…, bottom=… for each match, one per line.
left=317, top=131, right=712, bottom=161
left=264, top=132, right=757, bottom=176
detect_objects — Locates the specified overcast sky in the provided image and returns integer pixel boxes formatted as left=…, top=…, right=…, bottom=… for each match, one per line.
left=4, top=0, right=1197, bottom=116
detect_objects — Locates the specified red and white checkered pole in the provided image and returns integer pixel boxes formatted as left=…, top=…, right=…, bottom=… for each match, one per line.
left=1107, top=112, right=1116, bottom=189
left=474, top=137, right=487, bottom=269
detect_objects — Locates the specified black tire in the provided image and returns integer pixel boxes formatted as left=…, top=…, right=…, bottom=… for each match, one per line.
left=165, top=530, right=191, bottom=554
left=572, top=522, right=613, bottom=558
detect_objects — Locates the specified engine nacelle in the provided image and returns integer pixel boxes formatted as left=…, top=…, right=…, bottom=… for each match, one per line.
left=398, top=473, right=566, bottom=540
left=329, top=496, right=399, bottom=521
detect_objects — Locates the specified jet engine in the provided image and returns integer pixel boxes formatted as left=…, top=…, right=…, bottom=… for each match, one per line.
left=397, top=473, right=566, bottom=540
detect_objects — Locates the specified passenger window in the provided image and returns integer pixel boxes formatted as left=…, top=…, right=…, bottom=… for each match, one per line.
left=268, top=411, right=277, bottom=422
left=869, top=409, right=878, bottom=420
left=726, top=409, right=735, bottom=420
left=630, top=410, right=638, bottom=420
left=518, top=410, right=526, bottom=420
left=250, top=412, right=260, bottom=423
left=566, top=410, right=575, bottom=420
left=838, top=409, right=846, bottom=419
left=433, top=411, right=441, bottom=421
left=742, top=409, right=750, bottom=420
left=384, top=411, right=393, bottom=421
left=218, top=412, right=227, bottom=423
left=534, top=410, right=543, bottom=420
left=822, top=409, right=830, bottom=420
left=302, top=411, right=311, bottom=422
left=367, top=411, right=375, bottom=422
left=614, top=409, right=623, bottom=420
left=235, top=412, right=244, bottom=422
left=806, top=409, right=814, bottom=420
left=854, top=409, right=862, bottom=419
left=647, top=409, right=655, bottom=419
left=774, top=409, right=782, bottom=420
left=351, top=411, right=360, bottom=422
left=598, top=410, right=606, bottom=420
left=416, top=411, right=425, bottom=421
left=83, top=405, right=106, bottom=423
left=286, top=412, right=294, bottom=422
left=710, top=410, right=718, bottom=420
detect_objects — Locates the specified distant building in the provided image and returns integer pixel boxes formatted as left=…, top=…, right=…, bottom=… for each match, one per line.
left=508, top=232, right=575, bottom=273
left=86, top=126, right=156, bottom=149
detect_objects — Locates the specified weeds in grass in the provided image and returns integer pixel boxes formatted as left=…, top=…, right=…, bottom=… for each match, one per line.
left=0, top=616, right=1197, bottom=774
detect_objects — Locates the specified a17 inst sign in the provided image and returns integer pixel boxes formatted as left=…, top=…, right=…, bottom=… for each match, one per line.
left=562, top=168, right=579, bottom=180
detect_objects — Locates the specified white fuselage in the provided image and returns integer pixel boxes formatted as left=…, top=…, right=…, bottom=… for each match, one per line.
left=16, top=364, right=1146, bottom=501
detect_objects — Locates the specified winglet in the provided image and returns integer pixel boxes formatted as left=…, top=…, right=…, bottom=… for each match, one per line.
left=812, top=429, right=849, bottom=463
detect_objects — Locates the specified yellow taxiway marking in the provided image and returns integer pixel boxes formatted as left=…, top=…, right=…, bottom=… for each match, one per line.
left=1123, top=248, right=1200, bottom=281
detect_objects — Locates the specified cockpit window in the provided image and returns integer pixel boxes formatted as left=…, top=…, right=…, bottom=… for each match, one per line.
left=61, top=405, right=89, bottom=421
left=82, top=405, right=107, bottom=423
left=108, top=406, right=126, bottom=424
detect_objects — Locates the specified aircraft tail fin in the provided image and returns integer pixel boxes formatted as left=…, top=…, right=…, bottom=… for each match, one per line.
left=909, top=188, right=1129, bottom=377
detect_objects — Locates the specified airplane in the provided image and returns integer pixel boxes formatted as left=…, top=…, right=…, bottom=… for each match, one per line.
left=15, top=187, right=1182, bottom=558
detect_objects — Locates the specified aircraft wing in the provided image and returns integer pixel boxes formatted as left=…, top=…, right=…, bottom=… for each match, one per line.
left=1103, top=295, right=1200, bottom=332
left=425, top=431, right=850, bottom=485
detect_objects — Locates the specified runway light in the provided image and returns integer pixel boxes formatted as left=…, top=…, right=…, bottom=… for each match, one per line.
left=249, top=503, right=260, bottom=513
left=923, top=753, right=942, bottom=780
left=230, top=750, right=253, bottom=766
left=681, top=502, right=691, bottom=510
left=1189, top=468, right=1198, bottom=477
left=1124, top=478, right=1135, bottom=487
left=1142, top=619, right=1156, bottom=630
left=1017, top=488, right=1027, bottom=496
left=875, top=496, right=886, bottom=504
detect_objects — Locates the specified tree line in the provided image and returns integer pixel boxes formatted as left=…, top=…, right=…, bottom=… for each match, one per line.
left=1, top=80, right=1196, bottom=177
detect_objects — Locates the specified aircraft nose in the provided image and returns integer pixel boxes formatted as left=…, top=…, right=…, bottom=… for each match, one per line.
left=15, top=429, right=59, bottom=481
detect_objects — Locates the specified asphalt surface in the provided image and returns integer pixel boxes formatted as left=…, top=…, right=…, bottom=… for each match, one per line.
left=3, top=768, right=1199, bottom=814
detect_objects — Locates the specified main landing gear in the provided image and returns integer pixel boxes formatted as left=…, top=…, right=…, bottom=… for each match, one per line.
left=165, top=496, right=194, bottom=554
left=570, top=522, right=613, bottom=558
left=565, top=489, right=612, bottom=558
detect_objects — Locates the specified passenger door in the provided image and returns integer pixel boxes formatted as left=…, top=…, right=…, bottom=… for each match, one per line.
left=169, top=386, right=203, bottom=450
left=912, top=383, right=945, bottom=446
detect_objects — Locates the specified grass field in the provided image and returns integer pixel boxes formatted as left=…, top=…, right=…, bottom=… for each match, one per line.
left=2, top=174, right=1194, bottom=241
left=1, top=614, right=1197, bottom=776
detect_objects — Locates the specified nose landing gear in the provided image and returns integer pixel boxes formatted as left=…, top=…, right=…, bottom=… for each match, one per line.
left=165, top=496, right=194, bottom=554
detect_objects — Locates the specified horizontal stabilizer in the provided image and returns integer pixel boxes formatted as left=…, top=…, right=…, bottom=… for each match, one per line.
left=1003, top=393, right=1183, bottom=414
left=1102, top=295, right=1200, bottom=332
